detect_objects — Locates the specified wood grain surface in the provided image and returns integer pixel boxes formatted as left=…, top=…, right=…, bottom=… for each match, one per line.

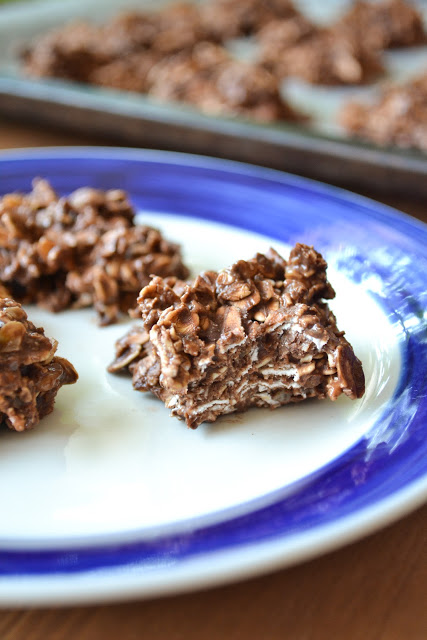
left=0, top=118, right=426, bottom=640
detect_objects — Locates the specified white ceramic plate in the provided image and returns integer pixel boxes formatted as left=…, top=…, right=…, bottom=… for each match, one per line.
left=0, top=147, right=426, bottom=606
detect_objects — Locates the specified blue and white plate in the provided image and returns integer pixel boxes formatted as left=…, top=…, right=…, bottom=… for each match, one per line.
left=0, top=148, right=426, bottom=606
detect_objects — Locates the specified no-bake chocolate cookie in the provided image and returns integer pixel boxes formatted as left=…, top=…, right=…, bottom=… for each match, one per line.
left=148, top=42, right=301, bottom=121
left=90, top=50, right=162, bottom=94
left=20, top=0, right=427, bottom=125
left=340, top=72, right=427, bottom=151
left=0, top=179, right=189, bottom=325
left=258, top=20, right=383, bottom=85
left=22, top=3, right=213, bottom=82
left=110, top=244, right=365, bottom=428
left=0, top=294, right=77, bottom=431
left=334, top=0, right=426, bottom=51
left=21, top=1, right=304, bottom=123
left=200, top=0, right=298, bottom=40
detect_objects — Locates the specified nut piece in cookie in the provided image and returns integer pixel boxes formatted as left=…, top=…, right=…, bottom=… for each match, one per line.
left=109, top=244, right=365, bottom=428
left=0, top=294, right=78, bottom=432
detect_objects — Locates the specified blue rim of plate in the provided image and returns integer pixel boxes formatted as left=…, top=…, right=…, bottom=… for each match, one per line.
left=0, top=148, right=426, bottom=602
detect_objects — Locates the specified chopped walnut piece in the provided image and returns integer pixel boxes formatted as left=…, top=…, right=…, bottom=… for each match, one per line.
left=110, top=244, right=365, bottom=428
left=0, top=179, right=189, bottom=325
left=0, top=296, right=78, bottom=431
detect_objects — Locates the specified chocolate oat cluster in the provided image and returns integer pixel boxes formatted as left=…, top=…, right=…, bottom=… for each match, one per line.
left=22, top=0, right=427, bottom=92
left=22, top=2, right=298, bottom=122
left=22, top=3, right=212, bottom=83
left=257, top=19, right=384, bottom=85
left=200, top=0, right=298, bottom=40
left=340, top=72, right=427, bottom=151
left=148, top=42, right=301, bottom=122
left=0, top=292, right=78, bottom=431
left=21, top=0, right=427, bottom=130
left=256, top=0, right=425, bottom=86
left=0, top=179, right=189, bottom=325
left=110, top=244, right=365, bottom=428
left=335, top=0, right=426, bottom=51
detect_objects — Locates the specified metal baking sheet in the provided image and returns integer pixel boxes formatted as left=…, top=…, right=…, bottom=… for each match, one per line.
left=0, top=0, right=427, bottom=196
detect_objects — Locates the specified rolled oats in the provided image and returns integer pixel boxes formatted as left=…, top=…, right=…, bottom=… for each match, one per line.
left=340, top=72, right=427, bottom=151
left=0, top=180, right=189, bottom=325
left=110, top=244, right=365, bottom=428
left=0, top=294, right=78, bottom=431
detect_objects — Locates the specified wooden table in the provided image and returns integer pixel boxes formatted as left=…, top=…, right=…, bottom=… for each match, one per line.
left=0, top=119, right=426, bottom=640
